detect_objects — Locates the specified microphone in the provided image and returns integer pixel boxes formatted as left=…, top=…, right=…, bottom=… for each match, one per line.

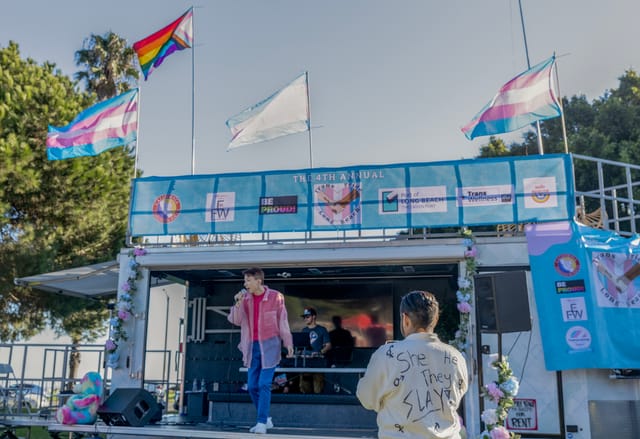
left=234, top=288, right=247, bottom=303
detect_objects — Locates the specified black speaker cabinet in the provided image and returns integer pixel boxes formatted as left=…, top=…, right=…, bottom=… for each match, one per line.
left=474, top=271, right=531, bottom=333
left=98, top=388, right=161, bottom=427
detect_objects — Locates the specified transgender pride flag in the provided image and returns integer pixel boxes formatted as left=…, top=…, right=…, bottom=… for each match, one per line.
left=46, top=89, right=138, bottom=160
left=462, top=56, right=561, bottom=140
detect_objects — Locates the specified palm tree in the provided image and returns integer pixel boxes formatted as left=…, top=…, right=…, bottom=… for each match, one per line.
left=75, top=31, right=139, bottom=100
left=67, top=31, right=139, bottom=383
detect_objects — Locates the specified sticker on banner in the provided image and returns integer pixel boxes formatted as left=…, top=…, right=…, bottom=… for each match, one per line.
left=206, top=192, right=235, bottom=222
left=379, top=186, right=447, bottom=214
left=523, top=176, right=558, bottom=208
left=456, top=184, right=513, bottom=207
left=314, top=183, right=362, bottom=225
left=565, top=326, right=592, bottom=351
left=554, top=254, right=580, bottom=276
left=561, top=297, right=588, bottom=322
left=152, top=194, right=181, bottom=223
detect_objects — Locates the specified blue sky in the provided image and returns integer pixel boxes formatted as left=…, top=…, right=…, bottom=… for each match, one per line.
left=2, top=1, right=639, bottom=176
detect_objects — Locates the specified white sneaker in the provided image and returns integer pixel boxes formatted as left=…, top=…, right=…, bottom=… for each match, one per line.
left=266, top=417, right=274, bottom=429
left=250, top=422, right=267, bottom=434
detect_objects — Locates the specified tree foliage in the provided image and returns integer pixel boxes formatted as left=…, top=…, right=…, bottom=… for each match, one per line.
left=477, top=69, right=640, bottom=220
left=477, top=69, right=640, bottom=161
left=0, top=40, right=135, bottom=343
left=75, top=32, right=139, bottom=100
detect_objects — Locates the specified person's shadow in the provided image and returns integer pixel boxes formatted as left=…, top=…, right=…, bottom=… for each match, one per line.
left=327, top=316, right=355, bottom=366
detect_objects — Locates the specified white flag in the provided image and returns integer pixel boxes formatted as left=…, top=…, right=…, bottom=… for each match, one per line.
left=226, top=72, right=309, bottom=150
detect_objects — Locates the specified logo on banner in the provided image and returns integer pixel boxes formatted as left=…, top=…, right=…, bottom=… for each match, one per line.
left=523, top=176, right=558, bottom=208
left=205, top=192, right=235, bottom=222
left=565, top=325, right=592, bottom=350
left=555, top=279, right=586, bottom=294
left=152, top=194, right=181, bottom=223
left=259, top=196, right=298, bottom=215
left=592, top=251, right=640, bottom=308
left=379, top=186, right=447, bottom=214
left=314, top=183, right=362, bottom=225
left=561, top=297, right=588, bottom=322
left=456, top=184, right=513, bottom=207
left=554, top=254, right=580, bottom=276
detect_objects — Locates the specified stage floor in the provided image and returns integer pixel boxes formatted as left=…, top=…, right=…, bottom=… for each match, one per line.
left=49, top=421, right=377, bottom=439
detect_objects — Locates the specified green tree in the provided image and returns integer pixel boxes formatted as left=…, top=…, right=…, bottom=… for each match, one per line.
left=0, top=40, right=135, bottom=381
left=75, top=32, right=139, bottom=100
left=476, top=69, right=640, bottom=231
left=478, top=136, right=511, bottom=157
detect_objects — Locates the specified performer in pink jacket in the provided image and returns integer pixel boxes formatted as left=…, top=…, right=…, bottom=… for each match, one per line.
left=228, top=267, right=293, bottom=434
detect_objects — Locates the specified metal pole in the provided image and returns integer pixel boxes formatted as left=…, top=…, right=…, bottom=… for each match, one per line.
left=162, top=288, right=170, bottom=409
left=133, top=87, right=141, bottom=179
left=305, top=71, right=313, bottom=169
left=554, top=57, right=570, bottom=153
left=518, top=0, right=544, bottom=155
left=191, top=6, right=196, bottom=175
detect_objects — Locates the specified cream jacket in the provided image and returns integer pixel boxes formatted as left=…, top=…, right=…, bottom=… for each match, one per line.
left=357, top=332, right=468, bottom=439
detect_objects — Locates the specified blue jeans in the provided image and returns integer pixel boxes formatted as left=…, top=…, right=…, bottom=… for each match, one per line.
left=248, top=341, right=276, bottom=424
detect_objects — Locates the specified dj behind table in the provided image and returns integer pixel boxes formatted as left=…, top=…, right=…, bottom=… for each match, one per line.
left=281, top=332, right=327, bottom=367
left=272, top=332, right=362, bottom=394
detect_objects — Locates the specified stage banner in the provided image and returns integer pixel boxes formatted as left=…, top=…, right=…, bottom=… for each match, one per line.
left=526, top=221, right=640, bottom=370
left=129, top=154, right=574, bottom=237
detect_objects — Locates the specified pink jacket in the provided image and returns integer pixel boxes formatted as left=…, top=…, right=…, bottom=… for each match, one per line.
left=228, top=286, right=293, bottom=368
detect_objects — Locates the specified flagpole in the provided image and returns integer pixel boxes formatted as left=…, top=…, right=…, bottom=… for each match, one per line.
left=554, top=56, right=570, bottom=154
left=133, top=86, right=141, bottom=179
left=305, top=71, right=313, bottom=169
left=190, top=6, right=196, bottom=175
left=518, top=0, right=544, bottom=155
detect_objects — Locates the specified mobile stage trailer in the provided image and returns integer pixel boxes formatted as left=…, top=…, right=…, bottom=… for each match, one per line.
left=101, top=154, right=640, bottom=439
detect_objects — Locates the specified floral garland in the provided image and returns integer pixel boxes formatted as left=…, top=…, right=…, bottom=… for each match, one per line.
left=449, top=228, right=520, bottom=439
left=480, top=357, right=521, bottom=439
left=105, top=247, right=146, bottom=365
left=450, top=228, right=476, bottom=352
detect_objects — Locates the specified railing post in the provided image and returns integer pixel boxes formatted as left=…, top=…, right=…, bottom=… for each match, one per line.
left=612, top=188, right=620, bottom=233
left=625, top=166, right=637, bottom=234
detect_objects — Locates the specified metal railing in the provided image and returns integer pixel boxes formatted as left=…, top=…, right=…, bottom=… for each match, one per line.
left=0, top=343, right=181, bottom=418
left=572, top=154, right=640, bottom=235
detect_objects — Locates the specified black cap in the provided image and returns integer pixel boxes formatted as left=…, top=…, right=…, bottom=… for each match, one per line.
left=301, top=307, right=317, bottom=317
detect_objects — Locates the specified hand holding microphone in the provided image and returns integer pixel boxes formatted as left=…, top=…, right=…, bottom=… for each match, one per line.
left=234, top=288, right=247, bottom=305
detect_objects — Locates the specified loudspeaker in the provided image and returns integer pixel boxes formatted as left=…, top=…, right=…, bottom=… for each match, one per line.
left=474, top=271, right=531, bottom=333
left=98, top=388, right=161, bottom=427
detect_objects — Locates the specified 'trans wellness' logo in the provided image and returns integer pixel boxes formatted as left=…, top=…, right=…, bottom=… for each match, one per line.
left=456, top=184, right=513, bottom=207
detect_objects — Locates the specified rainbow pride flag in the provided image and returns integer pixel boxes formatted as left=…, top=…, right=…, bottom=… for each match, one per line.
left=46, top=89, right=138, bottom=160
left=133, top=8, right=193, bottom=80
left=462, top=56, right=561, bottom=140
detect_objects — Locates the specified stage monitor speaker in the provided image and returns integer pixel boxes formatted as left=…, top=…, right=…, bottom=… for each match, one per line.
left=98, top=388, right=161, bottom=427
left=474, top=271, right=531, bottom=333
